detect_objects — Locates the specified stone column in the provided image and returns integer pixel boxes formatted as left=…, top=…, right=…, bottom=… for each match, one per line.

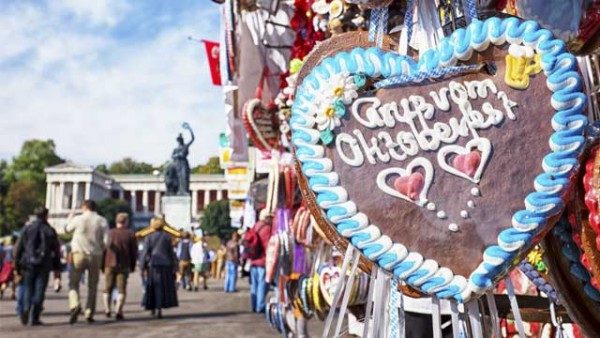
left=58, top=182, right=65, bottom=211
left=84, top=182, right=91, bottom=199
left=217, top=189, right=223, bottom=201
left=119, top=189, right=124, bottom=200
left=154, top=191, right=161, bottom=214
left=142, top=190, right=149, bottom=213
left=191, top=190, right=198, bottom=217
left=130, top=190, right=137, bottom=212
left=45, top=183, right=52, bottom=209
left=204, top=190, right=210, bottom=208
left=71, top=182, right=79, bottom=210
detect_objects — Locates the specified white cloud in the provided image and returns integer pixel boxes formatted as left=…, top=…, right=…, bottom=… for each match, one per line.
left=52, top=0, right=131, bottom=27
left=0, top=1, right=226, bottom=168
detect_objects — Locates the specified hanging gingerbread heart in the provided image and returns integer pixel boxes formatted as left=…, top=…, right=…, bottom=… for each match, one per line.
left=243, top=98, right=281, bottom=152
left=291, top=17, right=588, bottom=302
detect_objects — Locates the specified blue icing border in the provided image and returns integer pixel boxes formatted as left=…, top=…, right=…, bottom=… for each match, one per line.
left=291, top=17, right=587, bottom=302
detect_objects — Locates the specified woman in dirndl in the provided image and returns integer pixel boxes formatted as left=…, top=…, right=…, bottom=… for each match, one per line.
left=139, top=218, right=178, bottom=318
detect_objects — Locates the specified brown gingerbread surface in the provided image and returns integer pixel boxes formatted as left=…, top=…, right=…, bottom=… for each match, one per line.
left=324, top=45, right=555, bottom=278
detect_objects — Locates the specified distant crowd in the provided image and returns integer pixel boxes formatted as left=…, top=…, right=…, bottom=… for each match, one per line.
left=0, top=199, right=275, bottom=327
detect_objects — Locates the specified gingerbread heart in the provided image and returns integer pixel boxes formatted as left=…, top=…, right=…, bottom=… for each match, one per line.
left=291, top=17, right=587, bottom=302
left=243, top=98, right=280, bottom=152
left=318, top=265, right=343, bottom=306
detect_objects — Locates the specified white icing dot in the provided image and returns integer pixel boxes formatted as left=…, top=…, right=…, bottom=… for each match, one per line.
left=470, top=187, right=480, bottom=196
left=437, top=211, right=447, bottom=219
left=426, top=202, right=436, bottom=211
left=448, top=223, right=459, bottom=232
left=467, top=200, right=475, bottom=208
left=460, top=210, right=469, bottom=219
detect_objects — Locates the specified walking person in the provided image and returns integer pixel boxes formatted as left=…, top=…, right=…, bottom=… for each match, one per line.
left=176, top=232, right=192, bottom=291
left=191, top=238, right=210, bottom=291
left=102, top=213, right=137, bottom=320
left=63, top=200, right=109, bottom=324
left=14, top=207, right=61, bottom=326
left=140, top=217, right=178, bottom=319
left=246, top=209, right=273, bottom=313
left=0, top=236, right=17, bottom=300
left=224, top=232, right=240, bottom=293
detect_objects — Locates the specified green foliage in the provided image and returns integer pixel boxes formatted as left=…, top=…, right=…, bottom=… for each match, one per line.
left=0, top=140, right=63, bottom=233
left=4, top=180, right=39, bottom=228
left=101, top=158, right=154, bottom=175
left=4, top=140, right=63, bottom=185
left=200, top=199, right=232, bottom=239
left=97, top=198, right=133, bottom=229
left=193, top=156, right=223, bottom=174
left=95, top=164, right=109, bottom=174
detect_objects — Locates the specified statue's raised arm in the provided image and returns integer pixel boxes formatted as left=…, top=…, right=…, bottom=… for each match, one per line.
left=182, top=122, right=195, bottom=148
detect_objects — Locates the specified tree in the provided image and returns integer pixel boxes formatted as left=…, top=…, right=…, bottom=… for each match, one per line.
left=4, top=180, right=39, bottom=230
left=95, top=164, right=109, bottom=174
left=4, top=140, right=63, bottom=185
left=193, top=156, right=224, bottom=174
left=1, top=140, right=63, bottom=232
left=200, top=199, right=232, bottom=239
left=106, top=158, right=154, bottom=174
left=97, top=198, right=134, bottom=229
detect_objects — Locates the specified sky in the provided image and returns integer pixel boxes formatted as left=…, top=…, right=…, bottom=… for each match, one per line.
left=0, top=0, right=226, bottom=168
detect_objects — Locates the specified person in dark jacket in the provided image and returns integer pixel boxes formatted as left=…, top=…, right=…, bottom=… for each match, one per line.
left=139, top=217, right=178, bottom=318
left=14, top=207, right=61, bottom=326
left=102, top=213, right=137, bottom=320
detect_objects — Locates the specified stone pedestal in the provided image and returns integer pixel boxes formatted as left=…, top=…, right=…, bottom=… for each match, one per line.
left=162, top=195, right=192, bottom=231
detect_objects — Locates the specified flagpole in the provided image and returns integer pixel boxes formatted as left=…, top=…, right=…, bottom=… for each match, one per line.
left=188, top=36, right=204, bottom=44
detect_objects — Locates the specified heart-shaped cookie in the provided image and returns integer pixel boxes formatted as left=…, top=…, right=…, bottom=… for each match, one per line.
left=291, top=17, right=587, bottom=302
left=318, top=265, right=343, bottom=306
left=243, top=98, right=280, bottom=152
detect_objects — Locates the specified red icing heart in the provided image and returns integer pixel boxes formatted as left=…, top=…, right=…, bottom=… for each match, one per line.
left=393, top=173, right=425, bottom=201
left=453, top=151, right=482, bottom=177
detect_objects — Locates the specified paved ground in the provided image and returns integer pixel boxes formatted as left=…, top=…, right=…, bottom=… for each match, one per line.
left=0, top=272, right=324, bottom=338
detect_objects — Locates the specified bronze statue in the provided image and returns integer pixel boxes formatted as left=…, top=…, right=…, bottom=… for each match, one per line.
left=165, top=123, right=195, bottom=196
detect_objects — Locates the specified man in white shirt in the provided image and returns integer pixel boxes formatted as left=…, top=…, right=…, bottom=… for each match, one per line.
left=63, top=200, right=109, bottom=325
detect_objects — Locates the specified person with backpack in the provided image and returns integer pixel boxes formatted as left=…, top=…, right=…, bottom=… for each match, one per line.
left=14, top=207, right=61, bottom=326
left=243, top=209, right=273, bottom=313
left=64, top=200, right=109, bottom=324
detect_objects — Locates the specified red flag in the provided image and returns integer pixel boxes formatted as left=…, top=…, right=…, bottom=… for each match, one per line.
left=202, top=40, right=221, bottom=86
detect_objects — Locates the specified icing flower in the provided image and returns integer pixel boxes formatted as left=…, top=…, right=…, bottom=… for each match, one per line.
left=326, top=72, right=358, bottom=104
left=320, top=129, right=334, bottom=145
left=316, top=104, right=342, bottom=131
left=354, top=73, right=367, bottom=88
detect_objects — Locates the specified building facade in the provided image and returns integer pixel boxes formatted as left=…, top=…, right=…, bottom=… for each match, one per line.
left=45, top=162, right=230, bottom=230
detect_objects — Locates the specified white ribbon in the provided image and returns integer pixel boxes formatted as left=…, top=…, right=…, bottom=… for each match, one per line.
left=322, top=245, right=355, bottom=338
left=432, top=296, right=442, bottom=338
left=333, top=254, right=361, bottom=337
left=505, top=277, right=526, bottom=338
left=466, top=300, right=483, bottom=338
left=362, top=267, right=378, bottom=338
left=485, top=291, right=501, bottom=338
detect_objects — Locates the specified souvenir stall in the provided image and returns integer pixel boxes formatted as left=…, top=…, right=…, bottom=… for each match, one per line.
left=219, top=0, right=600, bottom=336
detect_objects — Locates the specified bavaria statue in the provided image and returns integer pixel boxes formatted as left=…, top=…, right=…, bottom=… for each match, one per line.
left=165, top=122, right=194, bottom=196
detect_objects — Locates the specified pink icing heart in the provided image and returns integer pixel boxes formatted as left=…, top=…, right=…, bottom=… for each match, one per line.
left=393, top=173, right=425, bottom=200
left=453, top=151, right=481, bottom=177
